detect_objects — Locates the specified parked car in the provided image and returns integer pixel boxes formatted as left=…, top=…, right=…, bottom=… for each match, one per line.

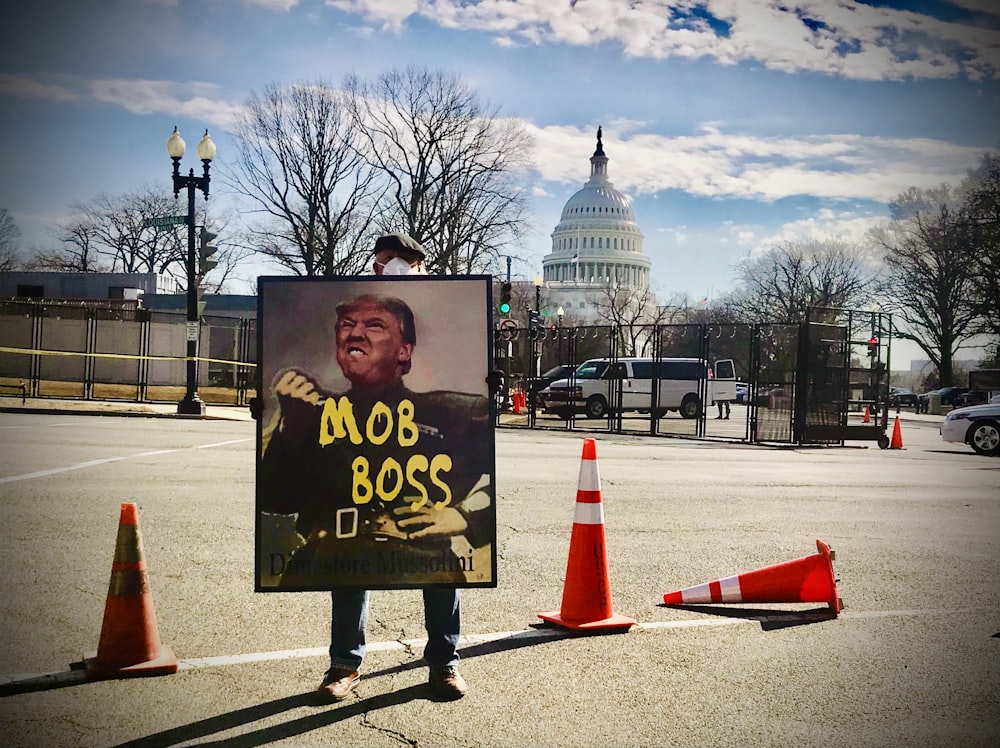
left=523, top=364, right=579, bottom=404
left=735, top=382, right=749, bottom=404
left=952, top=389, right=990, bottom=408
left=917, top=386, right=969, bottom=412
left=888, top=386, right=918, bottom=408
left=940, top=394, right=1000, bottom=456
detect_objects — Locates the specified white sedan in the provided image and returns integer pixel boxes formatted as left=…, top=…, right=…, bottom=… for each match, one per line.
left=940, top=394, right=1000, bottom=456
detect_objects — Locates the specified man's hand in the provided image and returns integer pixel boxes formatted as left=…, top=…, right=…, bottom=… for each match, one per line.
left=485, top=368, right=505, bottom=395
left=392, top=505, right=468, bottom=539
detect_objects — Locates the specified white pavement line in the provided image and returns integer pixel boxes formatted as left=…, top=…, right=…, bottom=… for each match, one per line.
left=0, top=438, right=253, bottom=484
left=0, top=422, right=79, bottom=430
left=194, top=439, right=251, bottom=449
left=0, top=608, right=976, bottom=687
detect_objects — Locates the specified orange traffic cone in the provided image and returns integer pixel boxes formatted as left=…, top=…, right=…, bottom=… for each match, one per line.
left=863, top=406, right=871, bottom=423
left=890, top=416, right=903, bottom=449
left=539, top=438, right=636, bottom=631
left=662, top=539, right=842, bottom=615
left=84, top=503, right=178, bottom=679
left=512, top=389, right=522, bottom=414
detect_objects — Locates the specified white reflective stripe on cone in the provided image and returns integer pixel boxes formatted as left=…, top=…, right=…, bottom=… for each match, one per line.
left=577, top=459, right=600, bottom=492
left=573, top=502, right=605, bottom=525
left=681, top=575, right=743, bottom=603
left=719, top=575, right=742, bottom=601
left=680, top=582, right=713, bottom=604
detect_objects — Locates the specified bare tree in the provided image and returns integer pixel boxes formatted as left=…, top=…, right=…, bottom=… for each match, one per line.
left=961, top=150, right=1000, bottom=362
left=590, top=284, right=671, bottom=356
left=25, top=187, right=242, bottom=291
left=87, top=187, right=189, bottom=277
left=24, top=189, right=181, bottom=276
left=346, top=66, right=534, bottom=274
left=0, top=208, right=22, bottom=271
left=226, top=80, right=381, bottom=276
left=29, top=215, right=108, bottom=272
left=729, top=239, right=874, bottom=323
left=27, top=187, right=189, bottom=283
left=870, top=185, right=980, bottom=385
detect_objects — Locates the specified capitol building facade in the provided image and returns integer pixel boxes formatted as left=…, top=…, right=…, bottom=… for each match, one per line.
left=539, top=127, right=653, bottom=320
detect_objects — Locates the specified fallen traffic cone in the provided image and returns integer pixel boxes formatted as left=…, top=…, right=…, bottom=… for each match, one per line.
left=662, top=539, right=842, bottom=615
left=539, top=438, right=636, bottom=631
left=890, top=416, right=903, bottom=449
left=863, top=406, right=871, bottom=423
left=84, top=503, right=178, bottom=680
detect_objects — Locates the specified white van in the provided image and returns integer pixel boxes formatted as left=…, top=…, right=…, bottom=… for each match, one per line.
left=537, top=357, right=736, bottom=419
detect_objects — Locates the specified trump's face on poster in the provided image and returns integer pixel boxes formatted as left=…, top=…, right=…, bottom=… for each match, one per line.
left=334, top=297, right=414, bottom=389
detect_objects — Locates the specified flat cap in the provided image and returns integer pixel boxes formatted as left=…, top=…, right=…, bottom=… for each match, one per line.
left=373, top=232, right=425, bottom=261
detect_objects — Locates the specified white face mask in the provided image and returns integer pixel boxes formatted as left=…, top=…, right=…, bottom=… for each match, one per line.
left=381, top=257, right=425, bottom=275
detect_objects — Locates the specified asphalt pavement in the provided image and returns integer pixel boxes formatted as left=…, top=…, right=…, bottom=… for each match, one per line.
left=0, top=397, right=997, bottom=748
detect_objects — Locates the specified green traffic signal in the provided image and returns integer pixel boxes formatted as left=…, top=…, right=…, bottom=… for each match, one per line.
left=499, top=281, right=512, bottom=315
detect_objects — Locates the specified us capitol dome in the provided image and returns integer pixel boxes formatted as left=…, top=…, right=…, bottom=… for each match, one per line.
left=540, top=127, right=651, bottom=318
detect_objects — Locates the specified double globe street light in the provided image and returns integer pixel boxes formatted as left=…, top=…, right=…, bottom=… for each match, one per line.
left=166, top=126, right=216, bottom=415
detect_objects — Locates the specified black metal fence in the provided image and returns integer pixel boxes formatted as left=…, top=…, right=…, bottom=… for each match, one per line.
left=494, top=310, right=892, bottom=447
left=0, top=299, right=256, bottom=404
left=1, top=298, right=891, bottom=446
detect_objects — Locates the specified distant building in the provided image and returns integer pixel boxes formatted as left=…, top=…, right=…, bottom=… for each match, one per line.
left=0, top=271, right=179, bottom=301
left=142, top=294, right=256, bottom=320
left=909, top=359, right=982, bottom=373
left=539, top=127, right=653, bottom=320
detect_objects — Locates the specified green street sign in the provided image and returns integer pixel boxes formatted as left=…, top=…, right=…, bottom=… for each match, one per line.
left=142, top=215, right=187, bottom=229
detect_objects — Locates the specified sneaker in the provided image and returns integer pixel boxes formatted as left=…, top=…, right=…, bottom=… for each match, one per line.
left=428, top=665, right=467, bottom=700
left=317, top=668, right=360, bottom=703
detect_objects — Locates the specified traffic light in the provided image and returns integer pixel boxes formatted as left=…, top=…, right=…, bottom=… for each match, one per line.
left=499, top=282, right=512, bottom=315
left=198, top=228, right=218, bottom=276
left=867, top=336, right=878, bottom=357
left=528, top=309, right=540, bottom=339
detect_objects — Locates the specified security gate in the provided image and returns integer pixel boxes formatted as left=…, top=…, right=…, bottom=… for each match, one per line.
left=495, top=311, right=892, bottom=448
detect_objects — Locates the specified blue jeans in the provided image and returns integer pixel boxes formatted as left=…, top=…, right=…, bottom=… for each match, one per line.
left=326, top=587, right=461, bottom=675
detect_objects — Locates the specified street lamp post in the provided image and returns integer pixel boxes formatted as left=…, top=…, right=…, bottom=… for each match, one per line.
left=167, top=126, right=216, bottom=415
left=532, top=276, right=543, bottom=378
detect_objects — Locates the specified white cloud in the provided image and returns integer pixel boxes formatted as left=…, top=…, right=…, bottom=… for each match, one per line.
left=0, top=73, right=245, bottom=130
left=0, top=73, right=80, bottom=102
left=90, top=79, right=244, bottom=130
left=946, top=0, right=1000, bottom=15
left=325, top=0, right=1000, bottom=81
left=3, top=68, right=982, bottom=208
left=528, top=124, right=982, bottom=204
left=242, top=0, right=300, bottom=9
left=325, top=0, right=421, bottom=33
left=746, top=211, right=888, bottom=260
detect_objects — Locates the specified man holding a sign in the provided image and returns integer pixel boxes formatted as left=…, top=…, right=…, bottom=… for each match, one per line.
left=257, top=235, right=494, bottom=703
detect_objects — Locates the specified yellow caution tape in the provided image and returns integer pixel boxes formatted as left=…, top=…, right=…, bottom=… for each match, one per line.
left=0, top=346, right=255, bottom=368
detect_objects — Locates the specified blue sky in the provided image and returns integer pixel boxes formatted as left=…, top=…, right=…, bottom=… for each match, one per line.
left=2, top=0, right=998, bottom=319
